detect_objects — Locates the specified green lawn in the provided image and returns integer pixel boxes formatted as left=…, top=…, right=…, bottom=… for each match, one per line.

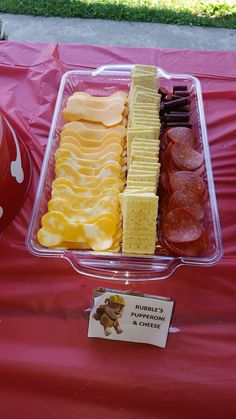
left=0, top=0, right=236, bottom=29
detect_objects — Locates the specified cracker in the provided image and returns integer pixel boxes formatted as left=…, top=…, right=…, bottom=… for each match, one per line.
left=127, top=129, right=157, bottom=164
left=133, top=92, right=160, bottom=105
left=130, top=164, right=160, bottom=173
left=133, top=110, right=159, bottom=117
left=132, top=75, right=157, bottom=90
left=131, top=154, right=158, bottom=164
left=125, top=187, right=156, bottom=193
left=122, top=194, right=158, bottom=254
left=132, top=64, right=157, bottom=75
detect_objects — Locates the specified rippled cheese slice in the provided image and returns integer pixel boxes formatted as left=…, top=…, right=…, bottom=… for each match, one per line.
left=48, top=195, right=120, bottom=222
left=59, top=142, right=123, bottom=161
left=52, top=185, right=120, bottom=209
left=53, top=224, right=123, bottom=251
left=73, top=90, right=128, bottom=104
left=67, top=93, right=127, bottom=110
left=55, top=163, right=123, bottom=187
left=63, top=101, right=125, bottom=127
left=60, top=132, right=123, bottom=148
left=56, top=158, right=121, bottom=177
left=52, top=177, right=124, bottom=195
left=60, top=136, right=122, bottom=153
left=37, top=212, right=118, bottom=251
left=62, top=122, right=126, bottom=140
left=50, top=224, right=123, bottom=251
left=55, top=148, right=122, bottom=166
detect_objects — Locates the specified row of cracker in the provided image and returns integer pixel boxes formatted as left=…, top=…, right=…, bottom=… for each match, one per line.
left=120, top=65, right=161, bottom=255
left=37, top=93, right=128, bottom=252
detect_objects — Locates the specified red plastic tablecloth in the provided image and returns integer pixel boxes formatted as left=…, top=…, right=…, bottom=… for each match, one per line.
left=0, top=42, right=235, bottom=419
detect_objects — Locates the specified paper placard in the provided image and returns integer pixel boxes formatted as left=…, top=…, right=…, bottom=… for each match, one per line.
left=88, top=289, right=174, bottom=348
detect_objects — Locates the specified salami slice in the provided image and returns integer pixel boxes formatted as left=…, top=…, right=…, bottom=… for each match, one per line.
left=162, top=208, right=202, bottom=243
left=171, top=142, right=204, bottom=171
left=165, top=127, right=195, bottom=147
left=163, top=229, right=208, bottom=257
left=169, top=171, right=206, bottom=197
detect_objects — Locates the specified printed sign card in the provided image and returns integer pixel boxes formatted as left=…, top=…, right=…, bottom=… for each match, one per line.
left=88, top=288, right=174, bottom=348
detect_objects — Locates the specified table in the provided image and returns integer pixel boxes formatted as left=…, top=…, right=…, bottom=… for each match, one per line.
left=0, top=41, right=235, bottom=419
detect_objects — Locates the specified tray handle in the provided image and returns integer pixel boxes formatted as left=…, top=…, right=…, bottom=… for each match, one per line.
left=62, top=251, right=180, bottom=282
left=92, top=65, right=172, bottom=79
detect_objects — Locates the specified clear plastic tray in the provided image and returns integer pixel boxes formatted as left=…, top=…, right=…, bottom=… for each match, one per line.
left=26, top=65, right=223, bottom=281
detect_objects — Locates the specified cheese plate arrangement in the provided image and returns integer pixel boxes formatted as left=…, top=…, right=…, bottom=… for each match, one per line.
left=26, top=65, right=223, bottom=281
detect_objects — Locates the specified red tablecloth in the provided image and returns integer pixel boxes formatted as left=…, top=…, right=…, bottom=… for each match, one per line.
left=0, top=42, right=235, bottom=419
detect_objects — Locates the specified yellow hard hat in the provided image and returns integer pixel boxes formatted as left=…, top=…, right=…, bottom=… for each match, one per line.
left=109, top=294, right=126, bottom=306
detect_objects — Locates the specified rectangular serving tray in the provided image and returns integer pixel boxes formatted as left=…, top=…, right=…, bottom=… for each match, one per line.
left=26, top=65, right=223, bottom=281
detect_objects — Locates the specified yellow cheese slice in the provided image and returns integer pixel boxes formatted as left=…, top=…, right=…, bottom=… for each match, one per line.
left=68, top=93, right=127, bottom=110
left=56, top=158, right=121, bottom=176
left=51, top=225, right=123, bottom=251
left=74, top=90, right=128, bottom=103
left=60, top=130, right=124, bottom=148
left=62, top=122, right=126, bottom=140
left=60, top=130, right=124, bottom=149
left=63, top=101, right=125, bottom=127
left=60, top=136, right=122, bottom=154
left=52, top=185, right=120, bottom=209
left=59, top=142, right=123, bottom=161
left=55, top=163, right=122, bottom=187
left=55, top=148, right=122, bottom=166
left=38, top=212, right=118, bottom=251
left=52, top=177, right=124, bottom=194
left=48, top=195, right=120, bottom=222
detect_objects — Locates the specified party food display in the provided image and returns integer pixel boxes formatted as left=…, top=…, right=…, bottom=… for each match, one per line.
left=37, top=64, right=210, bottom=258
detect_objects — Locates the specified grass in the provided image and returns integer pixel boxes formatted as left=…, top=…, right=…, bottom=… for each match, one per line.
left=0, top=0, right=236, bottom=29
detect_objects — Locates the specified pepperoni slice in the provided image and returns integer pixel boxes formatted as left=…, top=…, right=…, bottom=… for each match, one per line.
left=171, top=142, right=204, bottom=171
left=161, top=143, right=173, bottom=167
left=195, top=163, right=205, bottom=176
left=160, top=132, right=169, bottom=150
left=167, top=159, right=179, bottom=173
left=169, top=171, right=206, bottom=197
left=162, top=208, right=202, bottom=243
left=168, top=189, right=205, bottom=220
left=165, top=127, right=195, bottom=147
left=159, top=193, right=170, bottom=214
left=160, top=171, right=171, bottom=191
left=163, top=229, right=208, bottom=257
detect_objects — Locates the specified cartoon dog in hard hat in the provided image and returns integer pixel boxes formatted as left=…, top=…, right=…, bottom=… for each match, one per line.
left=93, top=294, right=126, bottom=336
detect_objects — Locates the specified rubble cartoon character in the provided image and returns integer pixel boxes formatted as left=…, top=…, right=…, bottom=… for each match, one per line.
left=93, top=294, right=126, bottom=336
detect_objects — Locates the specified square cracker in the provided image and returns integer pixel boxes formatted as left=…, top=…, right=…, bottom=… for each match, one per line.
left=122, top=194, right=158, bottom=254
